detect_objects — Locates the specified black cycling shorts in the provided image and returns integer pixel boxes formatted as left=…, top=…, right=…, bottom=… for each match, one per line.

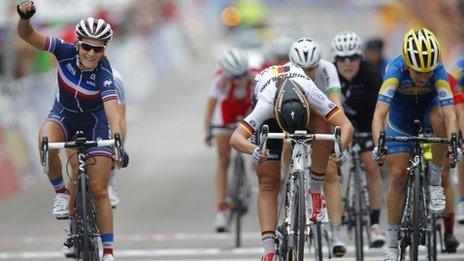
left=253, top=118, right=283, bottom=161
left=353, top=133, right=374, bottom=154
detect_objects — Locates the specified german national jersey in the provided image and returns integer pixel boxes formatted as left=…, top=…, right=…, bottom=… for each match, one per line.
left=242, top=64, right=339, bottom=134
left=44, top=37, right=118, bottom=112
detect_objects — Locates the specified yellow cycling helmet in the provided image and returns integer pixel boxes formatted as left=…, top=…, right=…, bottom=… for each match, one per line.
left=402, top=28, right=441, bottom=73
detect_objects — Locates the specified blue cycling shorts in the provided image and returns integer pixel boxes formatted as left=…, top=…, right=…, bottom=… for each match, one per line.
left=385, top=96, right=438, bottom=155
left=44, top=102, right=112, bottom=158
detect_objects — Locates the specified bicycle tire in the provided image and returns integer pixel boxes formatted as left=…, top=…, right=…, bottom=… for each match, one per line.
left=313, top=222, right=323, bottom=261
left=410, top=169, right=421, bottom=261
left=353, top=159, right=364, bottom=260
left=399, top=177, right=412, bottom=261
left=427, top=214, right=438, bottom=261
left=79, top=173, right=91, bottom=260
left=232, top=153, right=245, bottom=248
left=296, top=172, right=306, bottom=261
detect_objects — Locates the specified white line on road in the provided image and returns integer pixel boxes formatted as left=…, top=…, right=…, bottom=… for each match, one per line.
left=0, top=247, right=463, bottom=259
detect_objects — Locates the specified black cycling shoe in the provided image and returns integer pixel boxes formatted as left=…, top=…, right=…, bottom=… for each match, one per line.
left=332, top=245, right=347, bottom=257
left=444, top=233, right=460, bottom=253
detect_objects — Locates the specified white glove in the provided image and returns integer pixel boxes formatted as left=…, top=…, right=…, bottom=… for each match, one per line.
left=252, top=147, right=268, bottom=165
left=372, top=146, right=381, bottom=163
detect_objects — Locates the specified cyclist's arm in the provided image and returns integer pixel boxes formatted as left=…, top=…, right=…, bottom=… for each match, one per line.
left=442, top=105, right=458, bottom=138
left=328, top=92, right=343, bottom=112
left=104, top=100, right=124, bottom=141
left=119, top=103, right=127, bottom=140
left=372, top=101, right=389, bottom=146
left=17, top=2, right=46, bottom=50
left=435, top=68, right=458, bottom=138
left=325, top=62, right=344, bottom=111
left=204, top=97, right=217, bottom=132
left=326, top=108, right=354, bottom=150
left=230, top=99, right=273, bottom=154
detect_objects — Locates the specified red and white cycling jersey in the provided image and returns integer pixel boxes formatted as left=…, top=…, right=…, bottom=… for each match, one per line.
left=209, top=69, right=258, bottom=126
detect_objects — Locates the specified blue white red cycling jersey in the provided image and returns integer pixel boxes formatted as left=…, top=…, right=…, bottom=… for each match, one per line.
left=44, top=37, right=118, bottom=112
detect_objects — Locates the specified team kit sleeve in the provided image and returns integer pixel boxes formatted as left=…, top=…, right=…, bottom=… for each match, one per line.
left=241, top=99, right=274, bottom=135
left=433, top=65, right=454, bottom=107
left=98, top=66, right=119, bottom=103
left=325, top=62, right=342, bottom=94
left=44, top=37, right=75, bottom=61
left=208, top=75, right=223, bottom=98
left=377, top=58, right=400, bottom=104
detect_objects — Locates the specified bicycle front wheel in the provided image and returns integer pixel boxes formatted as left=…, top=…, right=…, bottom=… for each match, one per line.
left=410, top=170, right=421, bottom=261
left=292, top=172, right=306, bottom=261
left=353, top=169, right=364, bottom=260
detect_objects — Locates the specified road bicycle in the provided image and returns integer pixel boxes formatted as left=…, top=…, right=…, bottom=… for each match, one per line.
left=259, top=125, right=342, bottom=261
left=41, top=131, right=124, bottom=260
left=342, top=133, right=373, bottom=261
left=377, top=121, right=458, bottom=261
left=209, top=125, right=253, bottom=248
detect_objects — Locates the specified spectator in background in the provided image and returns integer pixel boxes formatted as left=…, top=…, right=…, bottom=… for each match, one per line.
left=364, top=38, right=388, bottom=78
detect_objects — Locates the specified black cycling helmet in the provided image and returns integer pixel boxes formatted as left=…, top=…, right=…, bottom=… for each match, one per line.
left=274, top=78, right=310, bottom=133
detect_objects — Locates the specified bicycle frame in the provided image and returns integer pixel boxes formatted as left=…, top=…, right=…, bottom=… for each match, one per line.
left=261, top=125, right=342, bottom=261
left=41, top=131, right=122, bottom=261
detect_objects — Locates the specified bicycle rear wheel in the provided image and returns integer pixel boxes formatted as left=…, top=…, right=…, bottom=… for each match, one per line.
left=313, top=222, right=323, bottom=261
left=410, top=170, right=421, bottom=261
left=353, top=166, right=364, bottom=260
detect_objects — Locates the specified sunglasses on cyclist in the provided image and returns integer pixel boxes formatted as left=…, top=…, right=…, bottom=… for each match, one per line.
left=335, top=54, right=361, bottom=63
left=79, top=41, right=106, bottom=53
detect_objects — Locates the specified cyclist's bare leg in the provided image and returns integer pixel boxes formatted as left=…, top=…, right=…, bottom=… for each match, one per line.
left=459, top=161, right=464, bottom=199
left=361, top=151, right=383, bottom=222
left=308, top=111, right=331, bottom=175
left=442, top=162, right=455, bottom=214
left=38, top=121, right=65, bottom=182
left=87, top=156, right=113, bottom=234
left=324, top=159, right=342, bottom=224
left=67, top=149, right=78, bottom=214
left=256, top=161, right=281, bottom=236
left=429, top=105, right=447, bottom=171
left=215, top=132, right=232, bottom=211
left=385, top=153, right=410, bottom=248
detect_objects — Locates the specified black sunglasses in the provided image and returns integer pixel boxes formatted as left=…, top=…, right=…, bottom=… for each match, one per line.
left=335, top=54, right=361, bottom=63
left=79, top=41, right=106, bottom=53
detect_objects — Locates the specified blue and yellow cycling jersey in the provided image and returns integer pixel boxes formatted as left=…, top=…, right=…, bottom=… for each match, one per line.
left=378, top=55, right=453, bottom=107
left=451, top=57, right=464, bottom=90
left=44, top=37, right=118, bottom=113
left=378, top=55, right=454, bottom=154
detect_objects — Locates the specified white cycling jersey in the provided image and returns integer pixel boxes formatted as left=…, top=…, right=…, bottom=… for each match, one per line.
left=313, top=59, right=341, bottom=94
left=244, top=64, right=339, bottom=134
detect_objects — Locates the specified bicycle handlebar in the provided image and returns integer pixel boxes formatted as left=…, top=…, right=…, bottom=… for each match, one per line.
left=377, top=131, right=459, bottom=168
left=259, top=125, right=342, bottom=158
left=40, top=132, right=124, bottom=170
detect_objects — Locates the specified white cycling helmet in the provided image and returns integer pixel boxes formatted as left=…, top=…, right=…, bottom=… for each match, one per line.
left=331, top=31, right=363, bottom=57
left=219, top=48, right=249, bottom=77
left=75, top=17, right=113, bottom=43
left=269, top=35, right=294, bottom=58
left=289, top=38, right=321, bottom=69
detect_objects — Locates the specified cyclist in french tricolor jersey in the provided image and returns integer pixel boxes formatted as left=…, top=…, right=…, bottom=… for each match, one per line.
left=204, top=48, right=255, bottom=232
left=17, top=1, right=123, bottom=260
